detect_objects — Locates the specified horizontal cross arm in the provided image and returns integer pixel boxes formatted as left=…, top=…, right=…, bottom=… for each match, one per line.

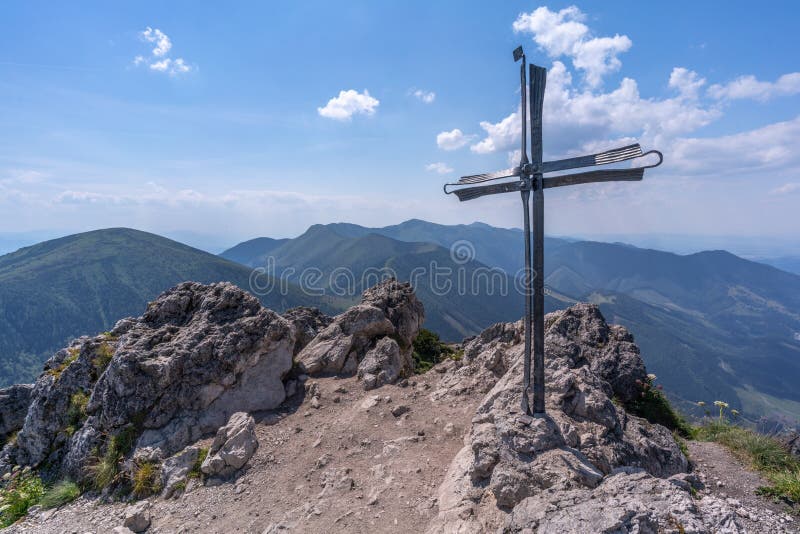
left=543, top=167, right=644, bottom=189
left=542, top=144, right=642, bottom=173
left=447, top=180, right=525, bottom=201
left=455, top=167, right=521, bottom=185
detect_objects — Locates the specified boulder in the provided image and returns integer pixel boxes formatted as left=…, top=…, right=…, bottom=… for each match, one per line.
left=297, top=279, right=424, bottom=389
left=160, top=446, right=200, bottom=498
left=428, top=304, right=691, bottom=533
left=0, top=384, right=33, bottom=444
left=200, top=412, right=258, bottom=478
left=1, top=282, right=293, bottom=483
left=123, top=500, right=151, bottom=532
left=282, top=307, right=333, bottom=355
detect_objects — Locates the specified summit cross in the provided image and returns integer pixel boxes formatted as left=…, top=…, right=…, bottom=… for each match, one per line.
left=444, top=46, right=663, bottom=416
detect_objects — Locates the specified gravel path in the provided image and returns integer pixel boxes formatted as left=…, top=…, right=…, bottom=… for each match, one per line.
left=688, top=440, right=798, bottom=533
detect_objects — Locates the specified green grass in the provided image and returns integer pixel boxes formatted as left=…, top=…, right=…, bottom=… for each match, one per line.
left=131, top=461, right=161, bottom=498
left=624, top=378, right=694, bottom=438
left=187, top=448, right=209, bottom=480
left=88, top=424, right=139, bottom=491
left=0, top=468, right=45, bottom=527
left=46, top=347, right=80, bottom=380
left=39, top=480, right=80, bottom=509
left=67, top=390, right=89, bottom=428
left=696, top=420, right=800, bottom=503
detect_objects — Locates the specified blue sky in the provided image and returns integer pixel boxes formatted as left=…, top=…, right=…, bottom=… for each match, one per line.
left=1, top=1, right=799, bottom=251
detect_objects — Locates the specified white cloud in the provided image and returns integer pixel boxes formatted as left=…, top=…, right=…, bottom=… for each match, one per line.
left=708, top=73, right=800, bottom=101
left=425, top=162, right=453, bottom=174
left=770, top=183, right=800, bottom=195
left=413, top=89, right=436, bottom=103
left=669, top=67, right=706, bottom=100
left=436, top=128, right=472, bottom=150
left=317, top=89, right=379, bottom=121
left=141, top=27, right=172, bottom=57
left=469, top=61, right=719, bottom=156
left=134, top=27, right=192, bottom=76
left=669, top=115, right=800, bottom=175
left=513, top=6, right=631, bottom=88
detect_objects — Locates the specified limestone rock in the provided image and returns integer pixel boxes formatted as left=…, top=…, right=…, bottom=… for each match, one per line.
left=0, top=384, right=33, bottom=443
left=506, top=469, right=742, bottom=533
left=160, top=446, right=200, bottom=498
left=297, top=279, right=424, bottom=389
left=429, top=304, right=690, bottom=533
left=1, top=282, right=293, bottom=484
left=282, top=307, right=333, bottom=355
left=201, top=412, right=258, bottom=478
left=123, top=500, right=151, bottom=532
left=358, top=338, right=408, bottom=391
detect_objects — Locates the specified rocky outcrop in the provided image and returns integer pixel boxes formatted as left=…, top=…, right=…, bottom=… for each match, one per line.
left=200, top=412, right=258, bottom=479
left=506, top=469, right=740, bottom=533
left=429, top=304, right=702, bottom=533
left=297, top=279, right=424, bottom=388
left=282, top=307, right=333, bottom=355
left=1, top=282, right=294, bottom=483
left=0, top=384, right=33, bottom=443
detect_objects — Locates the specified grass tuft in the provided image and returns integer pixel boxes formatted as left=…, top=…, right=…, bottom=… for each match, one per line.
left=39, top=480, right=80, bottom=509
left=625, top=377, right=694, bottom=438
left=46, top=347, right=80, bottom=380
left=92, top=342, right=114, bottom=373
left=0, top=468, right=45, bottom=527
left=131, top=461, right=161, bottom=498
left=187, top=448, right=209, bottom=480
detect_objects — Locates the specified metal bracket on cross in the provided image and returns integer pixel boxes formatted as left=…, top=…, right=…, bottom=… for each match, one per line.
left=443, top=46, right=663, bottom=416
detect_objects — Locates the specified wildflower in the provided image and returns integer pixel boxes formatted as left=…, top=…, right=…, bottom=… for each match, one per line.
left=696, top=401, right=706, bottom=407
left=713, top=400, right=728, bottom=408
left=731, top=409, right=740, bottom=416
left=647, top=374, right=657, bottom=381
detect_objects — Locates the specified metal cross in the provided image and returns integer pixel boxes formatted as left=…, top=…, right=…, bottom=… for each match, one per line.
left=444, top=46, right=663, bottom=415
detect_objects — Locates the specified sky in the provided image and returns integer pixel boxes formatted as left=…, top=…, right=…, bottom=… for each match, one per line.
left=1, top=1, right=799, bottom=252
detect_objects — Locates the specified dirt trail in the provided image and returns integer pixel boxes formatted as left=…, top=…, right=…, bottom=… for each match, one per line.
left=688, top=440, right=798, bottom=532
left=10, top=370, right=480, bottom=534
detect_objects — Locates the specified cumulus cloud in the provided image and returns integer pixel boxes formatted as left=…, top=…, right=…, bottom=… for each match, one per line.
left=708, top=72, right=800, bottom=101
left=436, top=128, right=473, bottom=150
left=317, top=89, right=380, bottom=121
left=425, top=162, right=453, bottom=174
left=469, top=61, right=719, bottom=157
left=513, top=6, right=631, bottom=88
left=141, top=27, right=172, bottom=57
left=134, top=27, right=192, bottom=76
left=412, top=89, right=436, bottom=103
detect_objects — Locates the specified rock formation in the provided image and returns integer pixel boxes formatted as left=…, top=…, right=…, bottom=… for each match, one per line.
left=428, top=303, right=738, bottom=533
left=297, top=279, right=424, bottom=389
left=1, top=282, right=293, bottom=483
left=0, top=384, right=33, bottom=444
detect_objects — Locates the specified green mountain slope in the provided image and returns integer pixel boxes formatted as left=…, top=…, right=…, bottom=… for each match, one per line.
left=0, top=228, right=340, bottom=386
left=263, top=225, right=561, bottom=341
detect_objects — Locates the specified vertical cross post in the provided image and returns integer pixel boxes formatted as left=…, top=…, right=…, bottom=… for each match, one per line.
left=529, top=64, right=547, bottom=415
left=514, top=46, right=533, bottom=415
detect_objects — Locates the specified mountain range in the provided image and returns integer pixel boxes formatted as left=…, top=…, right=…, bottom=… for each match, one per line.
left=0, top=220, right=798, bottom=423
left=0, top=228, right=343, bottom=386
left=222, top=220, right=800, bottom=422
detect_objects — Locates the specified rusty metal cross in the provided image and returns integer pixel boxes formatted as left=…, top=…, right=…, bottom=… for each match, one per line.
left=444, top=46, right=663, bottom=415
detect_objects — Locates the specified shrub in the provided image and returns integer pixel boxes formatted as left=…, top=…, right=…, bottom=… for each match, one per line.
left=412, top=329, right=456, bottom=373
left=0, top=468, right=45, bottom=527
left=131, top=461, right=161, bottom=498
left=67, top=390, right=89, bottom=428
left=39, top=480, right=80, bottom=509
left=624, top=376, right=694, bottom=438
left=92, top=342, right=114, bottom=373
